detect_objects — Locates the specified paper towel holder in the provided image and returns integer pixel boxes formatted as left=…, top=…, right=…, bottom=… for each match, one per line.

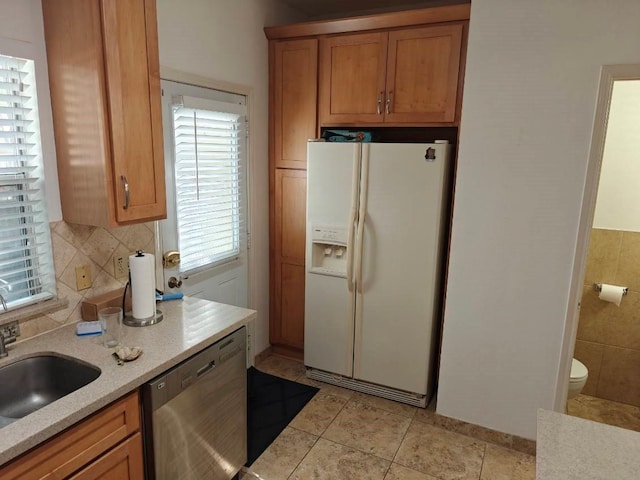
left=123, top=309, right=163, bottom=327
left=593, top=283, right=628, bottom=295
left=121, top=279, right=164, bottom=327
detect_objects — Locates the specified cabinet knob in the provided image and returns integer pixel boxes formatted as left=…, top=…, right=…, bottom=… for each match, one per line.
left=377, top=92, right=383, bottom=115
left=121, top=175, right=130, bottom=210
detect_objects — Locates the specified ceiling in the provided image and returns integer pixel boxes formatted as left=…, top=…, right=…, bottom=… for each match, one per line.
left=278, top=0, right=469, bottom=19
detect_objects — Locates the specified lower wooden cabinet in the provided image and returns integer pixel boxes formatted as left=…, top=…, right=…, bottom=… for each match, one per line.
left=69, top=433, right=144, bottom=480
left=0, top=391, right=142, bottom=480
left=271, top=168, right=307, bottom=356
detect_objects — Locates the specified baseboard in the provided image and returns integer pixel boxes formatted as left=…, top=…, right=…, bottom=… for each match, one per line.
left=254, top=346, right=273, bottom=365
left=270, top=344, right=303, bottom=361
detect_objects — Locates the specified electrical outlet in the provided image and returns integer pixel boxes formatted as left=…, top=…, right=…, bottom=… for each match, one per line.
left=114, top=255, right=129, bottom=279
left=75, top=264, right=92, bottom=291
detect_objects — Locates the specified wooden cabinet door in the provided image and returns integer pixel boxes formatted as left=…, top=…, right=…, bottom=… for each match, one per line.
left=319, top=32, right=388, bottom=125
left=385, top=24, right=463, bottom=123
left=102, top=0, right=166, bottom=224
left=68, top=433, right=144, bottom=480
left=272, top=169, right=306, bottom=352
left=0, top=392, right=140, bottom=480
left=42, top=0, right=165, bottom=227
left=273, top=39, right=318, bottom=169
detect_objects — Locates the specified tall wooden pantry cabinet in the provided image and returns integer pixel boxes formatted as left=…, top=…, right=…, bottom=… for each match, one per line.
left=266, top=4, right=470, bottom=358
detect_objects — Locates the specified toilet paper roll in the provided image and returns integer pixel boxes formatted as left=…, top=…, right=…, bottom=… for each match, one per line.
left=598, top=284, right=625, bottom=307
left=129, top=252, right=156, bottom=319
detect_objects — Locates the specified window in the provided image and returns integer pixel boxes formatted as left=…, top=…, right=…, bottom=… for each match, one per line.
left=0, top=53, right=55, bottom=311
left=171, top=95, right=247, bottom=275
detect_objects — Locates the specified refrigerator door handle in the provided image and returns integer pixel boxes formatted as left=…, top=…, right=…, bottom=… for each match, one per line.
left=355, top=144, right=370, bottom=294
left=346, top=145, right=361, bottom=292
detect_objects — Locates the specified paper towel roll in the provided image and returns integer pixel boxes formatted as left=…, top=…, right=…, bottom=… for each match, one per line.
left=598, top=284, right=625, bottom=307
left=129, top=252, right=156, bottom=319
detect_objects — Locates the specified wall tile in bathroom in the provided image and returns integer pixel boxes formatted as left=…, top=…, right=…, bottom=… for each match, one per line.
left=577, top=286, right=612, bottom=343
left=597, top=346, right=640, bottom=407
left=615, top=231, right=640, bottom=293
left=584, top=229, right=622, bottom=286
left=605, top=291, right=640, bottom=350
left=573, top=340, right=604, bottom=396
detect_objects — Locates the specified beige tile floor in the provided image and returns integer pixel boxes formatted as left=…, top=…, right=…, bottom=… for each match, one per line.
left=242, top=355, right=536, bottom=480
left=567, top=394, right=640, bottom=432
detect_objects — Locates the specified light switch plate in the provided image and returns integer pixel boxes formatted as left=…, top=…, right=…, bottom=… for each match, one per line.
left=75, top=264, right=92, bottom=290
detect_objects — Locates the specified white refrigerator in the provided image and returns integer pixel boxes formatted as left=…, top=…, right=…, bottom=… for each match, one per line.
left=304, top=141, right=451, bottom=407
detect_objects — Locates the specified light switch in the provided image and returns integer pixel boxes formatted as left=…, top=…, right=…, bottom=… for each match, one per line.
left=75, top=264, right=92, bottom=290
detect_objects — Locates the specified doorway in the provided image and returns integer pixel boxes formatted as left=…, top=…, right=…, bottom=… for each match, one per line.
left=158, top=79, right=249, bottom=308
left=561, top=65, right=640, bottom=430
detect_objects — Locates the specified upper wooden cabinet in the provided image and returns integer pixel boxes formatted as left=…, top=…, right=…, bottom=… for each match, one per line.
left=319, top=32, right=388, bottom=124
left=319, top=23, right=464, bottom=125
left=43, top=0, right=166, bottom=227
left=272, top=39, right=318, bottom=170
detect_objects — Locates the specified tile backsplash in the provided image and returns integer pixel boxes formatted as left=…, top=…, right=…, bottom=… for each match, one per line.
left=575, top=228, right=640, bottom=407
left=17, top=221, right=156, bottom=341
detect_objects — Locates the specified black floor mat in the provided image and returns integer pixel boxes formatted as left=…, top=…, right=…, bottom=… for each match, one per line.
left=246, top=366, right=319, bottom=466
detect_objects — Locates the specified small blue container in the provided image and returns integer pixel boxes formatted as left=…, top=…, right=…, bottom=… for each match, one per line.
left=322, top=130, right=372, bottom=142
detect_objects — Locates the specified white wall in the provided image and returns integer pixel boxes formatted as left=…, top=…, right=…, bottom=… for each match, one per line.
left=592, top=80, right=640, bottom=231
left=155, top=0, right=305, bottom=354
left=437, top=0, right=640, bottom=439
left=0, top=0, right=61, bottom=221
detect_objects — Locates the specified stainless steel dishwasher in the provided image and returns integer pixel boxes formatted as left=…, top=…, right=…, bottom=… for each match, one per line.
left=143, top=327, right=247, bottom=480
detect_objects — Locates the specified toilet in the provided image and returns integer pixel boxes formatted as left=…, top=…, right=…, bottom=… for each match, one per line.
left=568, top=358, right=588, bottom=400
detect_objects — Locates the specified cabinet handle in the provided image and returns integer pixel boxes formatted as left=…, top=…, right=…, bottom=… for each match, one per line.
left=385, top=92, right=392, bottom=115
left=121, top=175, right=130, bottom=210
left=377, top=92, right=383, bottom=115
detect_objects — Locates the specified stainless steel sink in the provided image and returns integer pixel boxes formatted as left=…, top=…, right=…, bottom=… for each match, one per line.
left=0, top=354, right=100, bottom=426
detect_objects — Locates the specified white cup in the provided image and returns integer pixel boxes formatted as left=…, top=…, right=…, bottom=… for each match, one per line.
left=98, top=307, right=122, bottom=348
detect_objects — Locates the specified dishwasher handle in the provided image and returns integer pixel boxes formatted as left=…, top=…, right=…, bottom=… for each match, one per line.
left=196, top=360, right=216, bottom=377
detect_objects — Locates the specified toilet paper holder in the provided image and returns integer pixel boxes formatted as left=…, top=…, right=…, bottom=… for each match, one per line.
left=593, top=283, right=628, bottom=295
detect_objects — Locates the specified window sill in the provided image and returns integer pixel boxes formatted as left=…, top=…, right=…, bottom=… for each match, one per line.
left=0, top=297, right=69, bottom=328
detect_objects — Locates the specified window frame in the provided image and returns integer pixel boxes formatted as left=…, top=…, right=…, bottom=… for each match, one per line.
left=0, top=42, right=56, bottom=313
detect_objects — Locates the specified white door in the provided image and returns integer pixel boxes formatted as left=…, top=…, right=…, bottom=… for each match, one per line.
left=159, top=80, right=249, bottom=307
left=304, top=142, right=360, bottom=376
left=353, top=143, right=450, bottom=394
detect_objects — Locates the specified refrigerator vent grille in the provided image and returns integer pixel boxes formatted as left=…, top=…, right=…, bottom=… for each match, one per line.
left=306, top=368, right=427, bottom=408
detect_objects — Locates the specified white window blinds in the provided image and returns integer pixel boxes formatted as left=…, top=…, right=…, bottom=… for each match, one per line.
left=172, top=96, right=247, bottom=275
left=0, top=54, right=55, bottom=310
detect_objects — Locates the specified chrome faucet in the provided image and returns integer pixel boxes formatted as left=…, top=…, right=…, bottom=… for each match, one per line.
left=0, top=321, right=19, bottom=358
left=0, top=294, right=6, bottom=312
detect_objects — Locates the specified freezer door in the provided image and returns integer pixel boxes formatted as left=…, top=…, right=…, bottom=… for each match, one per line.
left=304, top=142, right=359, bottom=377
left=353, top=143, right=450, bottom=395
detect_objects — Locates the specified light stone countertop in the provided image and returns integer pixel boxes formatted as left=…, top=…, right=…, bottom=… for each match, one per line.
left=537, top=409, right=640, bottom=479
left=0, top=296, right=256, bottom=466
